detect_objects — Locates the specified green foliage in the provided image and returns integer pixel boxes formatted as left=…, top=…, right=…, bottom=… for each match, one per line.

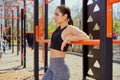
left=48, top=21, right=57, bottom=38
left=113, top=20, right=120, bottom=35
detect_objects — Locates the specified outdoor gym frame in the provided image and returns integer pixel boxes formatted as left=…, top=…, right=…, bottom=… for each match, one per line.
left=33, top=0, right=120, bottom=80
left=0, top=4, right=20, bottom=55
left=1, top=0, right=120, bottom=80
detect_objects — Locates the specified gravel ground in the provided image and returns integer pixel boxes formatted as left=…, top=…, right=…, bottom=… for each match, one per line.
left=0, top=46, right=120, bottom=80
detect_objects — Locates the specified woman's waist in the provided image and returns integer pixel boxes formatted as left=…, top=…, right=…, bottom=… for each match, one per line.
left=49, top=57, right=67, bottom=68
left=50, top=48, right=66, bottom=58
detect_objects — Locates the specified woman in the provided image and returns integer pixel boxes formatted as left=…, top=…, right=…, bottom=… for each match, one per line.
left=42, top=5, right=89, bottom=80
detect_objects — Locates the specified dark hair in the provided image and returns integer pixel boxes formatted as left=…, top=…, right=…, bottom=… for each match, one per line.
left=57, top=5, right=73, bottom=25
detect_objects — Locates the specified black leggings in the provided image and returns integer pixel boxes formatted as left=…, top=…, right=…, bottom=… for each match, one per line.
left=42, top=58, right=70, bottom=80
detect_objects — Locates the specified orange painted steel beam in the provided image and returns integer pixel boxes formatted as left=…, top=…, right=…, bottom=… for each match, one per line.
left=36, top=26, right=39, bottom=42
left=38, top=39, right=100, bottom=45
left=73, top=40, right=120, bottom=45
left=108, top=0, right=120, bottom=4
left=72, top=39, right=120, bottom=45
left=72, top=40, right=100, bottom=45
left=106, top=0, right=120, bottom=38
left=38, top=39, right=120, bottom=45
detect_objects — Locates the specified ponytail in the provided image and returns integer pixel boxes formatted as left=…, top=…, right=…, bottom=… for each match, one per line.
left=68, top=16, right=73, bottom=25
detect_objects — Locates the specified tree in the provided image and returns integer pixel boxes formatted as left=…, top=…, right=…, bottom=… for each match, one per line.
left=113, top=20, right=120, bottom=35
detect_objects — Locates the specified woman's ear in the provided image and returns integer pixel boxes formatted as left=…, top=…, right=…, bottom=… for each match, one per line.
left=63, top=14, right=68, bottom=19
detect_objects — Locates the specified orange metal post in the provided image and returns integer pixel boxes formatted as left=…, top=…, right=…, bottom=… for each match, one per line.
left=38, top=0, right=45, bottom=63
left=107, top=1, right=112, bottom=38
left=108, top=0, right=120, bottom=4
left=36, top=26, right=39, bottom=42
left=107, top=0, right=120, bottom=38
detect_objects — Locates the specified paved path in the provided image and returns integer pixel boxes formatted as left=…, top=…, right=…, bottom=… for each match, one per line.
left=0, top=46, right=120, bottom=80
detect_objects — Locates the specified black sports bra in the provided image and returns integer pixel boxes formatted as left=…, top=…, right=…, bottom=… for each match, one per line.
left=50, top=26, right=70, bottom=52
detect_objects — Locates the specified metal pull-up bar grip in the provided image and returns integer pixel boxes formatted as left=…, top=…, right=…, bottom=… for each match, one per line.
left=38, top=39, right=120, bottom=46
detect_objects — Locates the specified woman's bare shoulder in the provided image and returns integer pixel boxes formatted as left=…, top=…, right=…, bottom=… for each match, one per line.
left=67, top=25, right=81, bottom=31
left=67, top=25, right=74, bottom=28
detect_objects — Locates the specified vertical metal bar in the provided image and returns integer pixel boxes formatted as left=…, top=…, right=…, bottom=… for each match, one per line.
left=2, top=1, right=4, bottom=40
left=61, top=0, right=65, bottom=4
left=106, top=3, right=112, bottom=38
left=4, top=13, right=7, bottom=53
left=21, top=9, right=24, bottom=65
left=17, top=7, right=19, bottom=55
left=82, top=0, right=88, bottom=79
left=12, top=10, right=14, bottom=53
left=34, top=0, right=39, bottom=79
left=1, top=24, right=2, bottom=38
left=100, top=0, right=112, bottom=80
left=1, top=24, right=3, bottom=52
left=23, top=0, right=26, bottom=68
left=44, top=0, right=48, bottom=73
left=4, top=13, right=7, bottom=27
left=8, top=27, right=11, bottom=49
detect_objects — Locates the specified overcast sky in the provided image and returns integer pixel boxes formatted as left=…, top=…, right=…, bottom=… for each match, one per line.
left=47, top=0, right=82, bottom=19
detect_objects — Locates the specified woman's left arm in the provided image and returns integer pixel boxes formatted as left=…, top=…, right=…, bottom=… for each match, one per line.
left=66, top=26, right=89, bottom=41
left=61, top=25, right=89, bottom=51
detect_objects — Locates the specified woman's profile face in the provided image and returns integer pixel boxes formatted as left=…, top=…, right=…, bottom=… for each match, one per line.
left=54, top=8, right=66, bottom=24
